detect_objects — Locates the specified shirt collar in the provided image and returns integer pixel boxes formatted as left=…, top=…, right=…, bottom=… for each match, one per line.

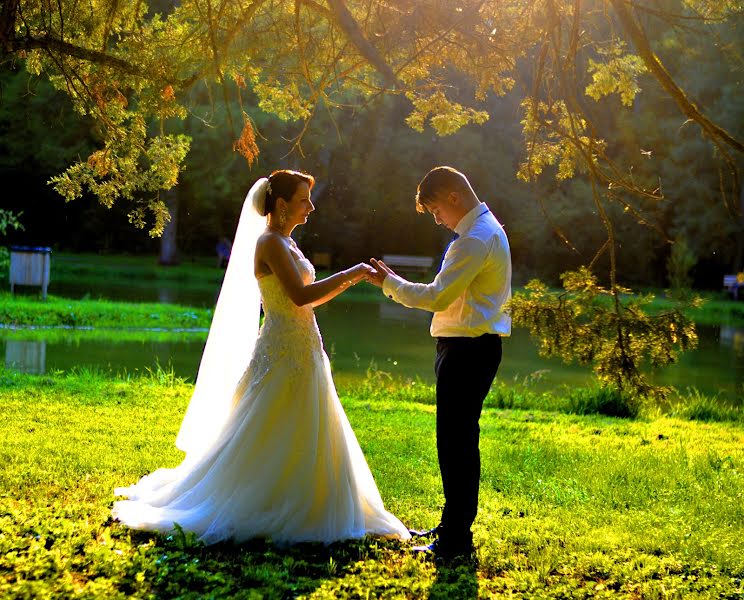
left=454, top=202, right=488, bottom=237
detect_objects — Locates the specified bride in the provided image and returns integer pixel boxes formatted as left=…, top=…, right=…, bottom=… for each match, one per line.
left=113, top=170, right=411, bottom=546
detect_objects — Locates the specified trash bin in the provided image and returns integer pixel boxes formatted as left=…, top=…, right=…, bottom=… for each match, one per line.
left=9, top=245, right=52, bottom=299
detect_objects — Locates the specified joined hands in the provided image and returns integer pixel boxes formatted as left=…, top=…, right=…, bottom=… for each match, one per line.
left=343, top=259, right=397, bottom=289
left=365, top=258, right=397, bottom=288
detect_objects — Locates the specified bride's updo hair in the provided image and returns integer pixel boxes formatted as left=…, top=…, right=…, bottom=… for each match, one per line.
left=262, top=170, right=315, bottom=216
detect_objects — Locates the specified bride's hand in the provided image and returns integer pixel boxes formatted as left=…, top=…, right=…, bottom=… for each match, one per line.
left=365, top=258, right=392, bottom=288
left=345, top=263, right=374, bottom=285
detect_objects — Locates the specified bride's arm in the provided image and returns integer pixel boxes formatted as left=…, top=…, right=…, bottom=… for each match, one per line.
left=309, top=266, right=368, bottom=308
left=260, top=235, right=368, bottom=307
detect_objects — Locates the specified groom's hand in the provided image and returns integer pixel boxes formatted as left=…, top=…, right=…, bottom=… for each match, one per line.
left=366, top=258, right=395, bottom=288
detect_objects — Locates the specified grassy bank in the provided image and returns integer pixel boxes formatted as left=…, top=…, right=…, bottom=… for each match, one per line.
left=648, top=292, right=744, bottom=327
left=2, top=288, right=743, bottom=331
left=0, top=293, right=213, bottom=329
left=1, top=368, right=742, bottom=598
left=2, top=251, right=743, bottom=326
left=0, top=325, right=207, bottom=344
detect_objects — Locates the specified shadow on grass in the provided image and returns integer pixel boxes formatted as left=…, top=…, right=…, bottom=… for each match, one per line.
left=429, top=558, right=478, bottom=599
left=116, top=524, right=407, bottom=598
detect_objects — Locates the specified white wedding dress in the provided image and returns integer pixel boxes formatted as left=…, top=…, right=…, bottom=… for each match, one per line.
left=113, top=253, right=410, bottom=545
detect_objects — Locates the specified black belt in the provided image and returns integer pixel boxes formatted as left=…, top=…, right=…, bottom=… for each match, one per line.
left=436, top=333, right=502, bottom=343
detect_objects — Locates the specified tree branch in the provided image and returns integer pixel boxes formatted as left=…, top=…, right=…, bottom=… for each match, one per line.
left=609, top=0, right=744, bottom=154
left=323, top=0, right=401, bottom=89
left=8, top=34, right=145, bottom=77
left=6, top=32, right=207, bottom=91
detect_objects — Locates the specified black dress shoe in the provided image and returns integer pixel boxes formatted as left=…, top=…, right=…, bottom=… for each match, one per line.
left=411, top=538, right=475, bottom=564
left=411, top=540, right=438, bottom=554
left=408, top=526, right=439, bottom=538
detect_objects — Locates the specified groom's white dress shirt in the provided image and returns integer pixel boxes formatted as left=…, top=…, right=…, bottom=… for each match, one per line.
left=382, top=202, right=512, bottom=338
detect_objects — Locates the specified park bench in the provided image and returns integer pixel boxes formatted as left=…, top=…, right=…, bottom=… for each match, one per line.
left=312, top=252, right=332, bottom=269
left=724, top=274, right=743, bottom=300
left=382, top=254, right=434, bottom=275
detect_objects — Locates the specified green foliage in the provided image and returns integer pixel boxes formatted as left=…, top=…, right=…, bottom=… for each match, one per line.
left=517, top=100, right=605, bottom=182
left=0, top=368, right=743, bottom=597
left=405, top=91, right=490, bottom=136
left=509, top=267, right=699, bottom=398
left=253, top=80, right=313, bottom=122
left=341, top=365, right=744, bottom=422
left=585, top=45, right=648, bottom=107
left=5, top=0, right=741, bottom=248
left=2, top=8, right=742, bottom=291
left=0, top=209, right=24, bottom=238
left=682, top=0, right=744, bottom=20
left=49, top=128, right=191, bottom=237
left=649, top=292, right=744, bottom=326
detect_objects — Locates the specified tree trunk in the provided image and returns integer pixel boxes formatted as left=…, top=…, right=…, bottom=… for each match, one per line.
left=735, top=185, right=744, bottom=272
left=159, top=188, right=180, bottom=266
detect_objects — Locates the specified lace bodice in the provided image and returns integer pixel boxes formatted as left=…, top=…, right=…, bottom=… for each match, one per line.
left=258, top=254, right=315, bottom=318
left=252, top=254, right=323, bottom=373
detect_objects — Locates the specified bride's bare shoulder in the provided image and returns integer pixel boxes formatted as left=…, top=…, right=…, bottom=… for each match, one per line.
left=256, top=230, right=290, bottom=255
left=257, top=230, right=280, bottom=245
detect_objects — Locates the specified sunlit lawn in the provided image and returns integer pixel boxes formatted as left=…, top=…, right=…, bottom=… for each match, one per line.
left=1, top=252, right=743, bottom=597
left=0, top=292, right=213, bottom=329
left=1, top=369, right=742, bottom=598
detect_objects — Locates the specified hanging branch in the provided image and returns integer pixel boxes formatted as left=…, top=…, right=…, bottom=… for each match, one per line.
left=609, top=0, right=744, bottom=154
left=324, top=0, right=401, bottom=89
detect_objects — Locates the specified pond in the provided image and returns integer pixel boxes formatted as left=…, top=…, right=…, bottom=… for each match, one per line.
left=2, top=298, right=742, bottom=402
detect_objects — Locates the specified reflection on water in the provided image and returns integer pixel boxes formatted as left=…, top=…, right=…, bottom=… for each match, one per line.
left=720, top=325, right=744, bottom=355
left=5, top=340, right=46, bottom=374
left=1, top=300, right=742, bottom=401
left=1, top=333, right=206, bottom=380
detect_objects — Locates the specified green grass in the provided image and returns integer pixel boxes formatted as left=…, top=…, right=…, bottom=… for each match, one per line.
left=644, top=292, right=744, bottom=327
left=1, top=368, right=742, bottom=598
left=52, top=253, right=226, bottom=285
left=348, top=369, right=744, bottom=424
left=0, top=325, right=207, bottom=344
left=0, top=292, right=213, bottom=329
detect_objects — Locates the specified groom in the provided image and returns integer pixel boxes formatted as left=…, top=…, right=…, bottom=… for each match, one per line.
left=367, top=166, right=512, bottom=561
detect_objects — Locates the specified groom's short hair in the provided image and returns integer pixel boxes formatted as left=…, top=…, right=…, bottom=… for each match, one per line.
left=415, top=166, right=474, bottom=213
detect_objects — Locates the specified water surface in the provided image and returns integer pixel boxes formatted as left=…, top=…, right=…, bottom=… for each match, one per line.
left=3, top=299, right=742, bottom=401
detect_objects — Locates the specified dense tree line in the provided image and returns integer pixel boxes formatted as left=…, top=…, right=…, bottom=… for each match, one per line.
left=1, top=0, right=742, bottom=289
left=0, top=74, right=740, bottom=291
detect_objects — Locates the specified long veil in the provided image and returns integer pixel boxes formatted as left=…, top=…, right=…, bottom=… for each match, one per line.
left=175, top=178, right=268, bottom=458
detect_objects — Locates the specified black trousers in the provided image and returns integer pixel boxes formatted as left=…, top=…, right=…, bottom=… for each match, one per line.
left=434, top=333, right=502, bottom=543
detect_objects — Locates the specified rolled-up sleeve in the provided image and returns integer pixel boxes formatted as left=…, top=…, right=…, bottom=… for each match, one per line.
left=381, top=237, right=488, bottom=312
